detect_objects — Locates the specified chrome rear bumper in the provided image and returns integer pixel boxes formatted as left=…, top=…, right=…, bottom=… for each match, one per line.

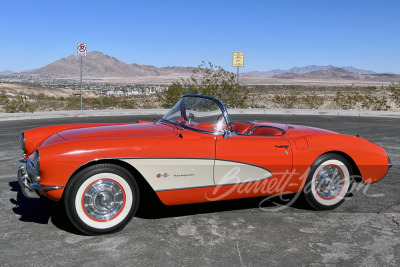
left=17, top=166, right=63, bottom=199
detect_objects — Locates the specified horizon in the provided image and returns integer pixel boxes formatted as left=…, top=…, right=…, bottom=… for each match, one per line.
left=1, top=50, right=386, bottom=74
left=1, top=0, right=399, bottom=73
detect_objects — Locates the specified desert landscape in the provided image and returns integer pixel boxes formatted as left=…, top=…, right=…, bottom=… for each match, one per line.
left=1, top=51, right=399, bottom=112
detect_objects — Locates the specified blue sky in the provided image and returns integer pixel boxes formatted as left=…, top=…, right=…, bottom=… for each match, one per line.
left=1, top=0, right=399, bottom=73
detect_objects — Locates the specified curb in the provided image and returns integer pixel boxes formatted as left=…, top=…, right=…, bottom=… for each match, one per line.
left=0, top=108, right=399, bottom=122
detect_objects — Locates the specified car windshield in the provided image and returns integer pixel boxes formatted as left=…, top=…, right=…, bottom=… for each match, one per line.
left=162, top=95, right=227, bottom=134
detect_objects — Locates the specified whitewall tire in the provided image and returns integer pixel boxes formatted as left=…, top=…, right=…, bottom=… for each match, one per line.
left=304, top=154, right=352, bottom=210
left=64, top=164, right=139, bottom=235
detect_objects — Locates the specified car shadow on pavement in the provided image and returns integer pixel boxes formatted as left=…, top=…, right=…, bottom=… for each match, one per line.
left=135, top=186, right=313, bottom=219
left=9, top=180, right=313, bottom=234
left=9, top=181, right=54, bottom=224
left=9, top=181, right=83, bottom=235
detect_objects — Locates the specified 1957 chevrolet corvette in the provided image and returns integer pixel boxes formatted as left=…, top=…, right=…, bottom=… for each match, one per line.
left=17, top=94, right=392, bottom=235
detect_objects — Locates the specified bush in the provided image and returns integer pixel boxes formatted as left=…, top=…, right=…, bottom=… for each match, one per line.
left=160, top=62, right=248, bottom=108
left=0, top=92, right=8, bottom=105
left=273, top=95, right=299, bottom=109
left=389, top=82, right=400, bottom=107
left=273, top=91, right=324, bottom=109
left=301, top=92, right=324, bottom=109
left=4, top=96, right=35, bottom=113
left=334, top=90, right=390, bottom=111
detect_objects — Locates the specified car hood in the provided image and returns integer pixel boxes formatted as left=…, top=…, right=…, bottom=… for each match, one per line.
left=57, top=122, right=176, bottom=141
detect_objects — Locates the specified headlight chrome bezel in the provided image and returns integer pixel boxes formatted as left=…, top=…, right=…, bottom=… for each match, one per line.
left=20, top=132, right=25, bottom=153
left=34, top=149, right=40, bottom=174
left=27, top=149, right=40, bottom=182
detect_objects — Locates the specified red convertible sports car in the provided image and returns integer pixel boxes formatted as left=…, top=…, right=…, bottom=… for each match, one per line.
left=17, top=94, right=392, bottom=235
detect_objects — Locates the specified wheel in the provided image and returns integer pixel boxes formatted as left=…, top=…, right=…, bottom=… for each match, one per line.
left=64, top=164, right=139, bottom=235
left=303, top=153, right=352, bottom=210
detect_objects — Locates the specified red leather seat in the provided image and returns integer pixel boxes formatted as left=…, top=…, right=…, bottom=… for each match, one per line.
left=233, top=122, right=253, bottom=134
left=248, top=126, right=284, bottom=136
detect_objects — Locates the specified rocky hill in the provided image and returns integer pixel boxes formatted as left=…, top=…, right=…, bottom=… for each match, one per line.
left=0, top=70, right=14, bottom=75
left=273, top=67, right=400, bottom=82
left=21, top=51, right=194, bottom=77
left=244, top=65, right=376, bottom=77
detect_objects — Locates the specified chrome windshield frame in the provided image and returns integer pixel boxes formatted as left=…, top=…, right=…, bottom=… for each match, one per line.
left=160, top=94, right=233, bottom=136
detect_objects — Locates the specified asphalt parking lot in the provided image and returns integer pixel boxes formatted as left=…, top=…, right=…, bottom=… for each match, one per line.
left=1, top=113, right=399, bottom=266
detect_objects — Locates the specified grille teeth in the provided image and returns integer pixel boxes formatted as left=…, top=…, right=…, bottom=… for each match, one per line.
left=27, top=158, right=39, bottom=183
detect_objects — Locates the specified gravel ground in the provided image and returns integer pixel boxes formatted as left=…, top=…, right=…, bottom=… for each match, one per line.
left=0, top=114, right=398, bottom=266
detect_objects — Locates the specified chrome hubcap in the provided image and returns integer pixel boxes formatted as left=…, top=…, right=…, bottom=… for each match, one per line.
left=82, top=179, right=125, bottom=221
left=315, top=165, right=344, bottom=199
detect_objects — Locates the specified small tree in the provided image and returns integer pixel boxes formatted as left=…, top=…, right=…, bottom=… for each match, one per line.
left=160, top=62, right=248, bottom=108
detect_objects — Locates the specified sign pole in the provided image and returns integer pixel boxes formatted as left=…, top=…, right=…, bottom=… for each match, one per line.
left=77, top=43, right=87, bottom=111
left=237, top=66, right=239, bottom=85
left=80, top=56, right=83, bottom=110
left=232, top=52, right=244, bottom=85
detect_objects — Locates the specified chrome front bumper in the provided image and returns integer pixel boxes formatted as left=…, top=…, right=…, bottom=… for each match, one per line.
left=17, top=166, right=63, bottom=199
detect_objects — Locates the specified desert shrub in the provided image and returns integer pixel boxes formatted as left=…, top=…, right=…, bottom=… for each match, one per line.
left=85, top=97, right=103, bottom=109
left=160, top=62, right=248, bottom=108
left=389, top=82, right=400, bottom=107
left=272, top=91, right=324, bottom=109
left=4, top=96, right=35, bottom=113
left=334, top=90, right=361, bottom=109
left=119, top=97, right=136, bottom=109
left=301, top=92, right=324, bottom=109
left=0, top=92, right=8, bottom=105
left=64, top=96, right=137, bottom=110
left=273, top=95, right=299, bottom=109
left=66, top=96, right=80, bottom=110
left=334, top=90, right=390, bottom=111
left=99, top=96, right=119, bottom=108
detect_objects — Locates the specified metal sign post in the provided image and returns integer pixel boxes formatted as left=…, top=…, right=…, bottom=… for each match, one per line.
left=232, top=52, right=244, bottom=85
left=77, top=43, right=87, bottom=110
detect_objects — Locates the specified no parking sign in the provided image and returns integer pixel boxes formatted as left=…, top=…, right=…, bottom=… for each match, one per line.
left=77, top=43, right=87, bottom=56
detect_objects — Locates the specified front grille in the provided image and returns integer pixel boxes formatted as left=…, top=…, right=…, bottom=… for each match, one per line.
left=26, top=158, right=39, bottom=183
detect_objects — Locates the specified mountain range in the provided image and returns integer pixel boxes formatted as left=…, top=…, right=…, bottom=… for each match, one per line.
left=244, top=65, right=376, bottom=77
left=1, top=52, right=399, bottom=83
left=272, top=67, right=400, bottom=82
left=0, top=70, right=14, bottom=75
left=21, top=51, right=194, bottom=77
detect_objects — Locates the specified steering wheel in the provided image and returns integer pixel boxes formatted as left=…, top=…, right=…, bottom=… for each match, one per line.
left=228, top=122, right=236, bottom=133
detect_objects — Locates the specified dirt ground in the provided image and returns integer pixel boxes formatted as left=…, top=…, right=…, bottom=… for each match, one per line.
left=0, top=82, right=399, bottom=112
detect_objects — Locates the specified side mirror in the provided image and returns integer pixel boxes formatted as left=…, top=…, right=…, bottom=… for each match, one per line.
left=223, top=128, right=231, bottom=138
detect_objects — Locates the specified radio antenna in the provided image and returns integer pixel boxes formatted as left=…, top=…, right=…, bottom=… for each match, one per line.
left=356, top=113, right=360, bottom=137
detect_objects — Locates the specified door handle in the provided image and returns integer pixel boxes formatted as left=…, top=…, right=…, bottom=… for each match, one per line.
left=274, top=145, right=289, bottom=149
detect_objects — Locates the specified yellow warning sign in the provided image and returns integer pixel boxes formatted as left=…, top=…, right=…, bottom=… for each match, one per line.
left=232, top=52, right=244, bottom=67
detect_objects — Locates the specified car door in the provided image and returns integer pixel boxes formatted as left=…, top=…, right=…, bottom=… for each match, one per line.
left=213, top=134, right=293, bottom=198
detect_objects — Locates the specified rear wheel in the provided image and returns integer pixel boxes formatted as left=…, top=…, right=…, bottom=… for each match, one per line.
left=64, top=164, right=139, bottom=235
left=303, top=154, right=352, bottom=210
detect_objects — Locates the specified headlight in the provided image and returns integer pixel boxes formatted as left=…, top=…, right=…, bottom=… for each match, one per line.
left=20, top=132, right=25, bottom=152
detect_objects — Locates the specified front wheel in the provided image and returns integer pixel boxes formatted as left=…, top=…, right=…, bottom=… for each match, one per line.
left=303, top=154, right=352, bottom=210
left=64, top=164, right=139, bottom=235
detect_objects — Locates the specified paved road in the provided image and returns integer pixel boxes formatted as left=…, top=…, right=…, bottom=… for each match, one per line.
left=1, top=114, right=399, bottom=266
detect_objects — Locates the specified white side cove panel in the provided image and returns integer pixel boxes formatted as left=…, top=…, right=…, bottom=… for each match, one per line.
left=214, top=160, right=272, bottom=186
left=121, top=158, right=272, bottom=191
left=122, top=158, right=215, bottom=191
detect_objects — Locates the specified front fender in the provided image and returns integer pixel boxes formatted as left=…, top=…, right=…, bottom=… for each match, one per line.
left=293, top=134, right=389, bottom=184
